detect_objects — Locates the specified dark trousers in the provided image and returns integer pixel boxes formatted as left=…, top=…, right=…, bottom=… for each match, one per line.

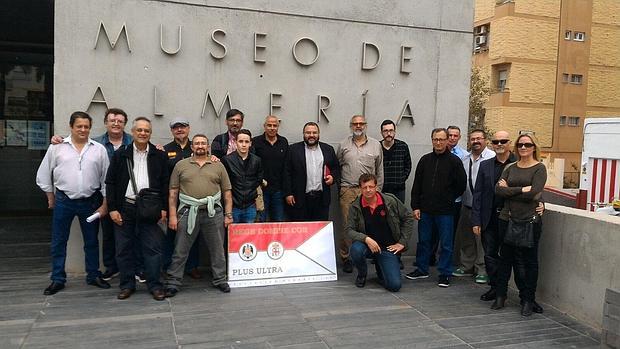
left=495, top=218, right=541, bottom=302
left=383, top=188, right=405, bottom=204
left=114, top=202, right=163, bottom=292
left=102, top=214, right=144, bottom=273
left=288, top=192, right=329, bottom=221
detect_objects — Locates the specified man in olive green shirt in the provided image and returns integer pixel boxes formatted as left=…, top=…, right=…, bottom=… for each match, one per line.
left=164, top=134, right=234, bottom=296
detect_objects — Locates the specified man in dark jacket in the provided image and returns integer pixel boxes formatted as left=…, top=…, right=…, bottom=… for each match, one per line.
left=105, top=117, right=169, bottom=301
left=252, top=115, right=289, bottom=222
left=347, top=173, right=413, bottom=292
left=284, top=122, right=339, bottom=221
left=405, top=128, right=466, bottom=288
left=211, top=109, right=244, bottom=159
left=223, top=129, right=263, bottom=223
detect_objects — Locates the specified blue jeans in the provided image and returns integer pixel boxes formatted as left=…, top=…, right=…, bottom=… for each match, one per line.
left=233, top=204, right=257, bottom=223
left=51, top=190, right=102, bottom=284
left=350, top=241, right=401, bottom=292
left=260, top=190, right=285, bottom=222
left=114, top=202, right=163, bottom=292
left=383, top=188, right=406, bottom=204
left=416, top=213, right=454, bottom=277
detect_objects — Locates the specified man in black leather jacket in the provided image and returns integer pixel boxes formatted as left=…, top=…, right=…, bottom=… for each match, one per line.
left=222, top=129, right=264, bottom=223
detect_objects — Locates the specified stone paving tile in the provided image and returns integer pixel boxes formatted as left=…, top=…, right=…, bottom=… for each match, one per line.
left=0, top=249, right=603, bottom=349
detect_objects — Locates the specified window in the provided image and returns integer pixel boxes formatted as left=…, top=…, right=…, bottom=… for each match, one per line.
left=568, top=116, right=580, bottom=126
left=559, top=116, right=567, bottom=125
left=562, top=73, right=569, bottom=83
left=498, top=70, right=508, bottom=91
left=573, top=32, right=585, bottom=41
left=570, top=74, right=583, bottom=84
left=564, top=30, right=572, bottom=40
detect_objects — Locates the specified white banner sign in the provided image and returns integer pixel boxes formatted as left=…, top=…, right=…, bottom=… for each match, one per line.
left=228, top=221, right=337, bottom=288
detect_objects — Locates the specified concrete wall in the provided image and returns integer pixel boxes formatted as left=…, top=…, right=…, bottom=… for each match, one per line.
left=538, top=204, right=620, bottom=329
left=57, top=0, right=474, bottom=271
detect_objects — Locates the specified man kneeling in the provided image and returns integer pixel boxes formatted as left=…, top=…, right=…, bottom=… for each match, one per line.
left=347, top=174, right=413, bottom=292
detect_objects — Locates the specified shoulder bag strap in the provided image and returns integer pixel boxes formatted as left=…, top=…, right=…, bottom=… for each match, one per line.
left=126, top=157, right=138, bottom=195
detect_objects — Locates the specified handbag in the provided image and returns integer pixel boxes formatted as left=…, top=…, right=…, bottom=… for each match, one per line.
left=504, top=214, right=538, bottom=248
left=126, top=158, right=163, bottom=223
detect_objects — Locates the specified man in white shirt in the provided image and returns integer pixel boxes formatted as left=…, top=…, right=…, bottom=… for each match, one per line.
left=36, top=111, right=111, bottom=295
left=105, top=117, right=170, bottom=301
left=453, top=129, right=495, bottom=283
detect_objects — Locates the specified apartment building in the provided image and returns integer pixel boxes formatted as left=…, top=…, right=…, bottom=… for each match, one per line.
left=472, top=0, right=619, bottom=186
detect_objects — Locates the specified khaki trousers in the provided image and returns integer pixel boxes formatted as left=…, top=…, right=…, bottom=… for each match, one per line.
left=338, top=186, right=361, bottom=261
left=456, top=205, right=486, bottom=275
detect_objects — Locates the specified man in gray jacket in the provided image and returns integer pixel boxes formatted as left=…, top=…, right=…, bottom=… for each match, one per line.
left=347, top=173, right=413, bottom=292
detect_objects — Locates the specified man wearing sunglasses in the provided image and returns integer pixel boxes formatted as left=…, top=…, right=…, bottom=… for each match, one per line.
left=471, top=131, right=516, bottom=301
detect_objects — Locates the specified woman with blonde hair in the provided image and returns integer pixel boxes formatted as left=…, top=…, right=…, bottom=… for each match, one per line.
left=492, top=133, right=547, bottom=316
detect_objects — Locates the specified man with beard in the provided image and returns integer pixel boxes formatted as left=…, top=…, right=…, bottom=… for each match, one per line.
left=162, top=118, right=201, bottom=279
left=380, top=119, right=411, bottom=203
left=164, top=134, right=233, bottom=296
left=211, top=109, right=244, bottom=159
left=337, top=115, right=383, bottom=273
left=452, top=129, right=495, bottom=284
left=284, top=122, right=340, bottom=221
left=252, top=116, right=289, bottom=222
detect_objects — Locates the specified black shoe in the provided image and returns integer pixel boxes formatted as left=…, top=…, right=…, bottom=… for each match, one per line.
left=405, top=269, right=430, bottom=280
left=521, top=300, right=543, bottom=314
left=43, top=282, right=65, bottom=295
left=521, top=301, right=533, bottom=316
left=117, top=288, right=135, bottom=300
left=437, top=276, right=450, bottom=288
left=164, top=288, right=178, bottom=298
left=216, top=283, right=231, bottom=293
left=152, top=289, right=166, bottom=301
left=342, top=260, right=353, bottom=273
left=480, top=288, right=497, bottom=301
left=87, top=277, right=111, bottom=289
left=101, top=270, right=119, bottom=281
left=355, top=275, right=366, bottom=288
left=491, top=296, right=506, bottom=310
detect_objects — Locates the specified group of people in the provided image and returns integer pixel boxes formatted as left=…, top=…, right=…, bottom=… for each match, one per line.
left=36, top=107, right=546, bottom=316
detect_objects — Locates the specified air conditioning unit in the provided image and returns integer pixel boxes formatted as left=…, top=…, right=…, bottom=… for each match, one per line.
left=475, top=26, right=487, bottom=35
left=475, top=36, right=487, bottom=45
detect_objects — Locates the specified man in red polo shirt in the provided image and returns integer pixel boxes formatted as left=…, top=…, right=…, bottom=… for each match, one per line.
left=346, top=173, right=414, bottom=292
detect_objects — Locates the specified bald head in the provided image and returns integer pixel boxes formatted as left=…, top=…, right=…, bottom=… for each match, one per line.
left=492, top=130, right=511, bottom=155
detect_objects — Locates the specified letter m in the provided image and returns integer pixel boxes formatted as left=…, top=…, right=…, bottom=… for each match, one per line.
left=201, top=90, right=232, bottom=119
left=94, top=21, right=132, bottom=52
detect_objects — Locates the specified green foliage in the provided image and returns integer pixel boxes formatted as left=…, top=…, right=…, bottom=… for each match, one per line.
left=469, top=66, right=491, bottom=134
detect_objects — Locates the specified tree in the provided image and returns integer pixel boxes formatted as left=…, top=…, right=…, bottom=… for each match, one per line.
left=469, top=66, right=491, bottom=132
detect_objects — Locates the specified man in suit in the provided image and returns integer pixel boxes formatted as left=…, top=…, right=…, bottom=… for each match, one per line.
left=284, top=122, right=340, bottom=221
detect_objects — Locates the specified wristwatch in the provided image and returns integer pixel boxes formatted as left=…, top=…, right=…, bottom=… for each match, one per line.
left=225, top=212, right=233, bottom=218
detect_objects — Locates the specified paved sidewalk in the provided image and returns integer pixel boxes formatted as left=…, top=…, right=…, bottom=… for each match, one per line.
left=0, top=253, right=601, bottom=349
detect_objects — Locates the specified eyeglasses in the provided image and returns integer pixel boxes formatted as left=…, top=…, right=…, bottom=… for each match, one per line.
left=492, top=139, right=510, bottom=145
left=228, top=119, right=243, bottom=124
left=108, top=119, right=125, bottom=125
left=516, top=142, right=535, bottom=148
left=432, top=138, right=448, bottom=142
left=350, top=122, right=367, bottom=126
